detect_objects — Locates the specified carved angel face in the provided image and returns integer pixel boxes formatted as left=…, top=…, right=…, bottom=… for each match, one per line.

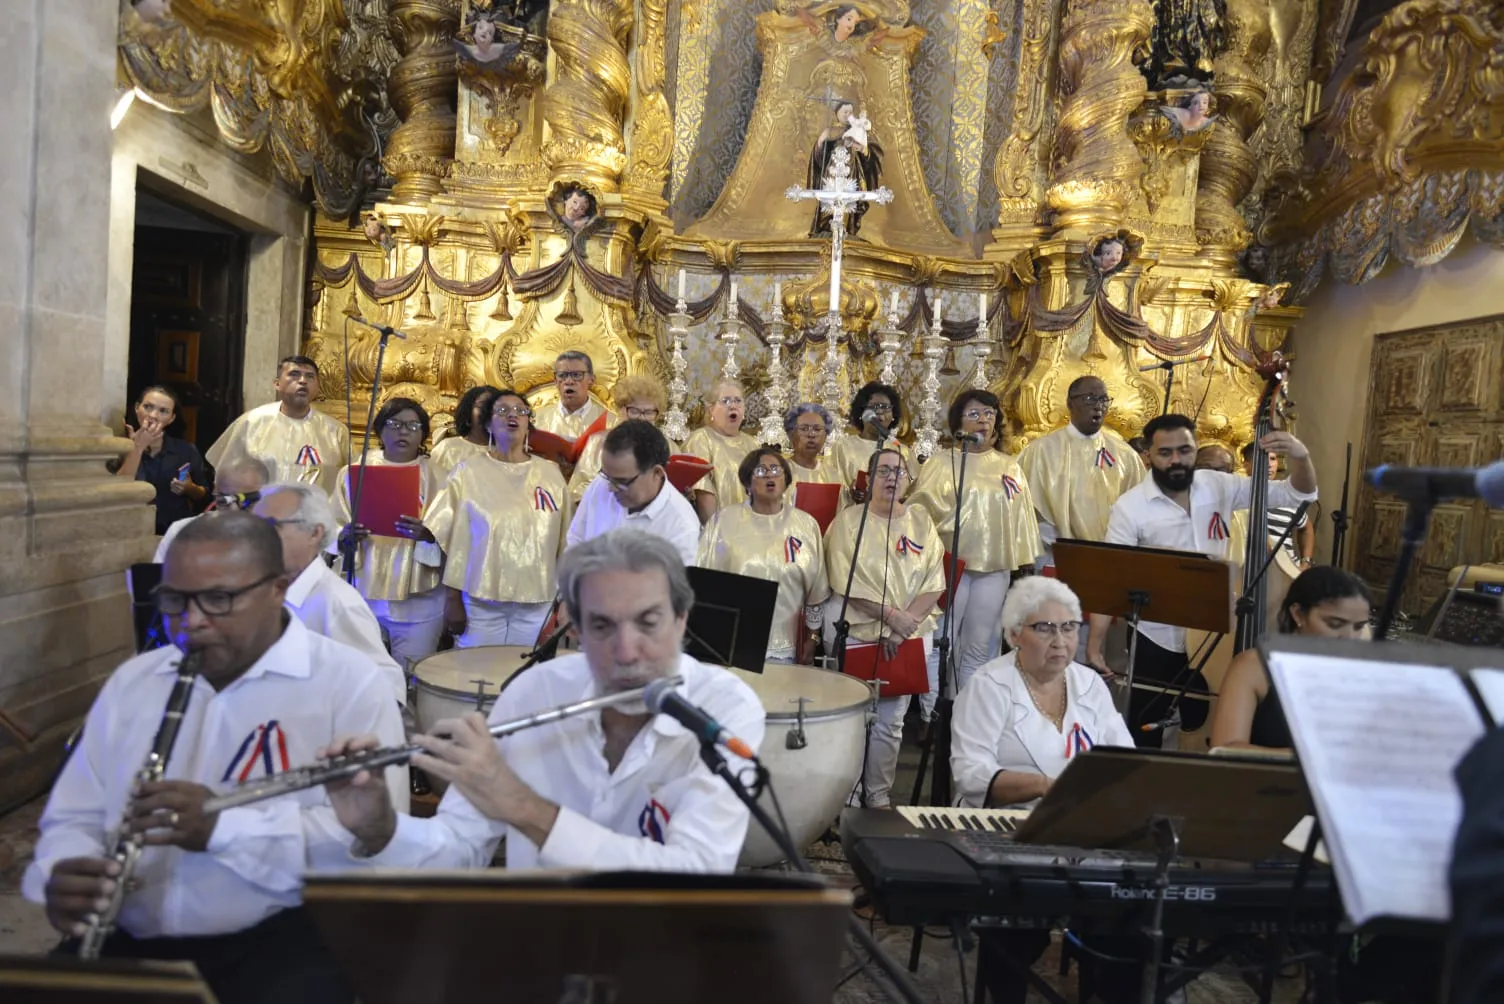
left=363, top=216, right=386, bottom=243
left=834, top=7, right=861, bottom=40
left=563, top=191, right=593, bottom=223
left=1189, top=91, right=1212, bottom=117
left=1093, top=239, right=1125, bottom=273
left=473, top=17, right=496, bottom=46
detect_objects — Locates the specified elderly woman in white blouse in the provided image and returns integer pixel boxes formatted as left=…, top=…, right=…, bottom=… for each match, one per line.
left=951, top=576, right=1133, bottom=808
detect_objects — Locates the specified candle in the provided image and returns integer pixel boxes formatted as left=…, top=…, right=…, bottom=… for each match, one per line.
left=979, top=292, right=988, bottom=321
left=774, top=281, right=782, bottom=305
left=729, top=278, right=738, bottom=307
left=933, top=291, right=944, bottom=328
left=677, top=268, right=686, bottom=301
left=890, top=290, right=900, bottom=316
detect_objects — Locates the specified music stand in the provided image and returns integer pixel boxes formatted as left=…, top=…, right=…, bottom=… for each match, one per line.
left=684, top=567, right=778, bottom=673
left=0, top=956, right=217, bottom=1003
left=126, top=563, right=165, bottom=654
left=301, top=870, right=851, bottom=1004
left=1053, top=539, right=1235, bottom=732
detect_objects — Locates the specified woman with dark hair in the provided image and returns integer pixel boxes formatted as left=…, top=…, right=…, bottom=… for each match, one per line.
left=911, top=389, right=1042, bottom=702
left=1209, top=565, right=1373, bottom=752
left=697, top=448, right=830, bottom=663
left=830, top=381, right=912, bottom=503
left=431, top=385, right=502, bottom=483
left=111, top=384, right=209, bottom=535
left=334, top=397, right=446, bottom=668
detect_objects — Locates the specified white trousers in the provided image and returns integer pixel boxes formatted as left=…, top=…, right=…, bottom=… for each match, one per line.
left=920, top=568, right=1011, bottom=718
left=851, top=634, right=933, bottom=809
left=369, top=588, right=446, bottom=673
left=457, top=596, right=551, bottom=649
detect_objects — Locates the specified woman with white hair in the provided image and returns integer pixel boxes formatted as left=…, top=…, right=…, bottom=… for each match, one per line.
left=682, top=379, right=760, bottom=523
left=784, top=402, right=836, bottom=484
left=950, top=575, right=1132, bottom=809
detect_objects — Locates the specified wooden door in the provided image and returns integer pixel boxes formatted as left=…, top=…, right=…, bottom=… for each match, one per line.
left=1353, top=315, right=1504, bottom=616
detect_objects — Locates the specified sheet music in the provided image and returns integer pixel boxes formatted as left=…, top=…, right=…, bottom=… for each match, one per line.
left=1268, top=653, right=1486, bottom=926
left=1465, top=668, right=1504, bottom=725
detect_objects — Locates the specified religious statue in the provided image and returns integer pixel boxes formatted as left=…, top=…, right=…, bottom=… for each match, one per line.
left=362, top=213, right=395, bottom=254
left=1147, top=0, right=1228, bottom=84
left=547, top=183, right=605, bottom=250
left=1157, top=87, right=1218, bottom=136
left=809, top=100, right=884, bottom=237
left=454, top=12, right=515, bottom=67
left=1091, top=236, right=1129, bottom=276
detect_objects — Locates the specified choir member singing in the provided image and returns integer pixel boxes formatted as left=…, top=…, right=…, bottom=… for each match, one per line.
left=206, top=356, right=348, bottom=496
left=682, top=379, right=760, bottom=523
left=829, top=381, right=913, bottom=504
left=428, top=385, right=501, bottom=484
left=785, top=402, right=838, bottom=484
left=570, top=372, right=674, bottom=502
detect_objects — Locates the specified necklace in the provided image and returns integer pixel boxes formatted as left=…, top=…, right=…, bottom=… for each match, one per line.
left=1021, top=671, right=1067, bottom=732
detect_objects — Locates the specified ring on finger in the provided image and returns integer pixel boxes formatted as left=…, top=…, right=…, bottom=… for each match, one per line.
left=168, top=810, right=180, bottom=827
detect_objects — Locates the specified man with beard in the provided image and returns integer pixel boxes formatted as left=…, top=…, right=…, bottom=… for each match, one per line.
left=1085, top=413, right=1316, bottom=747
left=321, top=528, right=765, bottom=872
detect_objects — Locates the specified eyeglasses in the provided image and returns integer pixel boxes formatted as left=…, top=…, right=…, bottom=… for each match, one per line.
left=717, top=396, right=744, bottom=407
left=601, top=471, right=644, bottom=492
left=1024, top=620, right=1084, bottom=637
left=794, top=424, right=826, bottom=435
left=625, top=406, right=659, bottom=420
left=753, top=465, right=786, bottom=478
left=554, top=370, right=589, bottom=383
left=963, top=408, right=997, bottom=422
left=867, top=402, right=894, bottom=414
left=492, top=405, right=530, bottom=418
left=874, top=465, right=909, bottom=481
left=384, top=419, right=423, bottom=433
left=260, top=516, right=311, bottom=531
left=152, top=573, right=279, bottom=616
left=1069, top=394, right=1112, bottom=408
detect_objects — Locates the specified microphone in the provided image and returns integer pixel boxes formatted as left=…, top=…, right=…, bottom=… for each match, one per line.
left=1139, top=356, right=1211, bottom=372
left=1139, top=715, right=1177, bottom=733
left=350, top=316, right=408, bottom=340
left=209, top=490, right=261, bottom=511
left=643, top=678, right=758, bottom=760
left=955, top=431, right=985, bottom=444
left=1366, top=461, right=1504, bottom=507
left=861, top=409, right=891, bottom=439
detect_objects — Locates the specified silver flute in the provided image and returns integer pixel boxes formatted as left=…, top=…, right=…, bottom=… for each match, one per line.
left=80, top=650, right=202, bottom=960
left=201, top=676, right=680, bottom=814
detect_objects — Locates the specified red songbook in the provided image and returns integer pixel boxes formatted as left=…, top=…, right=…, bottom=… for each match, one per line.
left=665, top=454, right=713, bottom=494
left=528, top=411, right=609, bottom=467
left=793, top=482, right=841, bottom=534
left=937, top=552, right=968, bottom=612
left=842, top=637, right=929, bottom=697
left=348, top=464, right=422, bottom=539
left=853, top=469, right=869, bottom=497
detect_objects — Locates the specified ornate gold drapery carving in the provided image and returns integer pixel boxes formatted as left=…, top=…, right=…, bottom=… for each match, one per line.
left=541, top=0, right=634, bottom=191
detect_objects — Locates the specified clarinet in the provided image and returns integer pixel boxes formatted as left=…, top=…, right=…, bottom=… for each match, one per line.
left=79, top=648, right=201, bottom=960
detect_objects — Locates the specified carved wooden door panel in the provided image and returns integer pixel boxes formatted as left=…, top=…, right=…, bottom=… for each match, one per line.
left=1353, top=316, right=1504, bottom=616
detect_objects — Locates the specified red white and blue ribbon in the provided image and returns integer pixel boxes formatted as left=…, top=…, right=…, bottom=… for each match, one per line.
left=784, top=536, right=803, bottom=563
left=533, top=486, right=559, bottom=512
left=1207, top=512, right=1229, bottom=541
left=1000, top=474, right=1022, bottom=501
left=637, top=798, right=671, bottom=844
left=896, top=534, right=924, bottom=556
left=222, top=721, right=290, bottom=783
left=1095, top=447, right=1117, bottom=469
left=1064, top=722, right=1093, bottom=760
left=295, top=445, right=321, bottom=467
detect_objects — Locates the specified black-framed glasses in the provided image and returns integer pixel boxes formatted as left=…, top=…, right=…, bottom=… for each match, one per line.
left=1069, top=394, right=1112, bottom=408
left=867, top=402, right=894, bottom=414
left=601, top=470, right=645, bottom=492
left=152, top=573, right=279, bottom=616
left=625, top=406, right=659, bottom=420
left=752, top=465, right=787, bottom=478
left=1024, top=620, right=1084, bottom=637
left=492, top=405, right=530, bottom=418
left=554, top=370, right=589, bottom=383
left=383, top=419, right=423, bottom=433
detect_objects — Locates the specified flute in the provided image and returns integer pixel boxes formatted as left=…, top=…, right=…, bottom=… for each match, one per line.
left=202, top=677, right=680, bottom=814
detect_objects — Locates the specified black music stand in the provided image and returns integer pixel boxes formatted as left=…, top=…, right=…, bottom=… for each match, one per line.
left=301, top=870, right=850, bottom=1004
left=684, top=567, right=778, bottom=673
left=0, top=956, right=217, bottom=1003
left=1053, top=539, right=1235, bottom=736
left=126, top=563, right=166, bottom=653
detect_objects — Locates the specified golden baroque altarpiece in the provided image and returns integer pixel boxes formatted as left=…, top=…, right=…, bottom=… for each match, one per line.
left=116, top=0, right=1504, bottom=452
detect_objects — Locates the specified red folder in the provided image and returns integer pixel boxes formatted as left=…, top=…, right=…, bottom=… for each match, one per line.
left=853, top=470, right=868, bottom=497
left=842, top=637, right=929, bottom=696
left=937, top=552, right=967, bottom=612
left=348, top=464, right=422, bottom=538
left=528, top=411, right=609, bottom=467
left=666, top=454, right=713, bottom=494
left=793, top=482, right=841, bottom=534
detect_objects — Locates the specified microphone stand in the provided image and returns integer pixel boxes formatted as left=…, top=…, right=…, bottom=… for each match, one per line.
left=911, top=436, right=970, bottom=807
left=1330, top=442, right=1352, bottom=566
left=1375, top=499, right=1433, bottom=642
left=341, top=317, right=406, bottom=584
left=1141, top=357, right=1207, bottom=416
left=696, top=742, right=926, bottom=1004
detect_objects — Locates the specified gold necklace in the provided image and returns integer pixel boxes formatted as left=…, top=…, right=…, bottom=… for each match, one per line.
left=1021, top=671, right=1067, bottom=731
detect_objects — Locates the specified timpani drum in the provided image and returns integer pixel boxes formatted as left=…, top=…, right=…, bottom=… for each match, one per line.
left=729, top=663, right=870, bottom=868
left=413, top=646, right=535, bottom=790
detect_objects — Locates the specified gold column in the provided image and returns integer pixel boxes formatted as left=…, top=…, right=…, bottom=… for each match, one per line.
left=990, top=0, right=1063, bottom=251
left=384, top=0, right=460, bottom=203
left=1195, top=0, right=1272, bottom=253
left=1044, top=0, right=1155, bottom=238
left=622, top=0, right=673, bottom=206
left=542, top=0, right=634, bottom=191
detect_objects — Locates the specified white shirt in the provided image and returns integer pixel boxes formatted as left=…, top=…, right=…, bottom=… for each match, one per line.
left=284, top=558, right=407, bottom=702
left=1104, top=470, right=1317, bottom=652
left=154, top=513, right=200, bottom=562
left=566, top=474, right=701, bottom=566
left=23, top=619, right=407, bottom=938
left=363, top=652, right=765, bottom=873
left=951, top=651, right=1133, bottom=808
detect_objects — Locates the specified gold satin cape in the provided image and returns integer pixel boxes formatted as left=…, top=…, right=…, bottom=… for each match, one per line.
left=532, top=397, right=616, bottom=440
left=824, top=503, right=945, bottom=643
left=334, top=456, right=443, bottom=602
left=423, top=454, right=573, bottom=603
left=1017, top=425, right=1146, bottom=541
left=681, top=427, right=761, bottom=507
left=789, top=454, right=838, bottom=485
left=910, top=448, right=1043, bottom=573
left=206, top=402, right=350, bottom=496
left=697, top=503, right=832, bottom=657
left=428, top=436, right=488, bottom=486
left=828, top=434, right=914, bottom=493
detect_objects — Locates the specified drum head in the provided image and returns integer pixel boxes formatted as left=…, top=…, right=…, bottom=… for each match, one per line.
left=415, top=646, right=533, bottom=696
left=730, top=663, right=871, bottom=719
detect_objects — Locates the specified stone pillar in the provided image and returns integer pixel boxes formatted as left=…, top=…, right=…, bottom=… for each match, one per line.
left=0, top=1, right=154, bottom=811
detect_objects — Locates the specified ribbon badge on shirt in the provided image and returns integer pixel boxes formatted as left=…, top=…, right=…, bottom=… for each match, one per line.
left=784, top=535, right=803, bottom=563
left=1064, top=723, right=1094, bottom=760
left=222, top=721, right=291, bottom=783
left=1095, top=446, right=1117, bottom=470
left=638, top=798, right=672, bottom=844
left=1207, top=511, right=1229, bottom=541
left=1000, top=474, right=1023, bottom=501
left=295, top=445, right=321, bottom=468
left=896, top=534, right=924, bottom=557
left=533, top=486, right=560, bottom=513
